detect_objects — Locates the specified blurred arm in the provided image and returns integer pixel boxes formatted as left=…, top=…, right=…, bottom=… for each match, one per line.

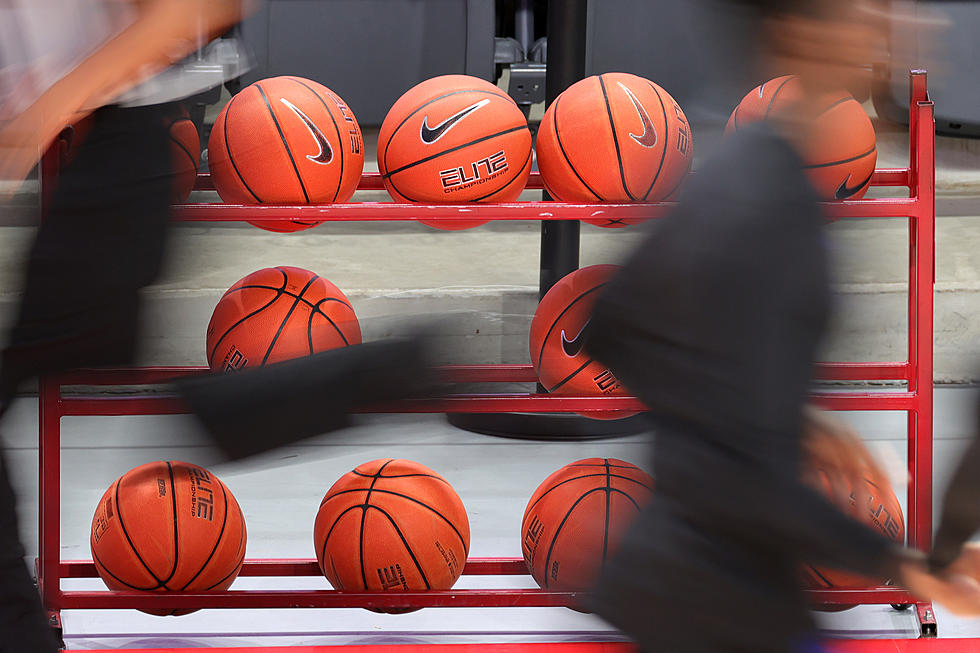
left=0, top=0, right=255, bottom=188
left=931, top=397, right=980, bottom=570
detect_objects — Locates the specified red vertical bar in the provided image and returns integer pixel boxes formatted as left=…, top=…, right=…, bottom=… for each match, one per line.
left=38, top=376, right=62, bottom=610
left=912, top=87, right=936, bottom=554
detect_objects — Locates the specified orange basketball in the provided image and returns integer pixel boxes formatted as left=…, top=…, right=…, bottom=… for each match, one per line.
left=522, top=458, right=654, bottom=591
left=90, top=461, right=247, bottom=615
left=209, top=76, right=364, bottom=232
left=167, top=105, right=200, bottom=204
left=378, top=75, right=532, bottom=230
left=802, top=466, right=905, bottom=609
left=314, top=459, right=470, bottom=611
left=536, top=73, right=693, bottom=228
left=206, top=266, right=361, bottom=372
left=529, top=265, right=634, bottom=420
left=726, top=75, right=877, bottom=200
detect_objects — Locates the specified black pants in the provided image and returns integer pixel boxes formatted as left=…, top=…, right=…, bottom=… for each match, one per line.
left=0, top=103, right=173, bottom=652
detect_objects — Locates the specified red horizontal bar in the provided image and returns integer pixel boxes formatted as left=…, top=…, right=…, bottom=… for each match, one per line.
left=806, top=587, right=918, bottom=605
left=194, top=169, right=910, bottom=192
left=56, top=365, right=539, bottom=386
left=82, top=645, right=636, bottom=653
left=55, top=362, right=909, bottom=388
left=60, top=558, right=529, bottom=579
left=814, top=362, right=911, bottom=381
left=810, top=392, right=918, bottom=411
left=172, top=199, right=921, bottom=223
left=53, top=589, right=584, bottom=610
left=48, top=587, right=917, bottom=611
left=54, top=391, right=921, bottom=418
left=56, top=394, right=648, bottom=416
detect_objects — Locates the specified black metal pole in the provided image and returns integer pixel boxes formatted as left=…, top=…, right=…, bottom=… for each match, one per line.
left=539, top=0, right=587, bottom=299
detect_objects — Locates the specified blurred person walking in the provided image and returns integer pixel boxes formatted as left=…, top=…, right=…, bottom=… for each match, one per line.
left=582, top=2, right=980, bottom=651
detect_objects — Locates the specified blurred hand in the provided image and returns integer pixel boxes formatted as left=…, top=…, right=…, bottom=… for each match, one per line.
left=948, top=542, right=980, bottom=581
left=899, top=554, right=980, bottom=617
left=802, top=405, right=890, bottom=527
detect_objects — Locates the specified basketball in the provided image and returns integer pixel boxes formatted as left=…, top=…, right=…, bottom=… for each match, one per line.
left=167, top=105, right=200, bottom=205
left=726, top=75, right=877, bottom=201
left=313, top=459, right=470, bottom=611
left=529, top=264, right=634, bottom=419
left=522, top=458, right=653, bottom=591
left=206, top=266, right=361, bottom=372
left=802, top=465, right=905, bottom=607
left=535, top=73, right=693, bottom=228
left=90, top=461, right=247, bottom=615
left=377, top=74, right=533, bottom=230
left=208, top=76, right=364, bottom=232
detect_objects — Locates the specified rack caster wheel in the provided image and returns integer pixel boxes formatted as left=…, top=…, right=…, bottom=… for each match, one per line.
left=48, top=611, right=66, bottom=650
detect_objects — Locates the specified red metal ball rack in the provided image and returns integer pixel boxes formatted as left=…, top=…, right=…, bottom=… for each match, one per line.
left=35, top=72, right=936, bottom=637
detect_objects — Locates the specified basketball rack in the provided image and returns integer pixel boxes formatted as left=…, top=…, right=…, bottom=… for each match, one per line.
left=35, top=72, right=936, bottom=638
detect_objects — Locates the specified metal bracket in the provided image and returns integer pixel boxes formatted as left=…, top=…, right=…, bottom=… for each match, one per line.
left=508, top=62, right=547, bottom=107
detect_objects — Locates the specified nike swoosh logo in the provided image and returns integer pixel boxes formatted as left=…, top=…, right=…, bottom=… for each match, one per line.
left=835, top=171, right=874, bottom=200
left=280, top=98, right=333, bottom=164
left=420, top=99, right=491, bottom=145
left=560, top=319, right=591, bottom=358
left=617, top=82, right=657, bottom=148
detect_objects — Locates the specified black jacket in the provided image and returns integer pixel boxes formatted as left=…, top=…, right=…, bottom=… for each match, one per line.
left=584, top=125, right=898, bottom=653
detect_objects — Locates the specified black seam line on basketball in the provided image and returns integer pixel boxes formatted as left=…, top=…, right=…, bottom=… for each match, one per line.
left=318, top=487, right=467, bottom=552
left=536, top=282, right=609, bottom=378
left=169, top=134, right=199, bottom=174
left=205, top=502, right=246, bottom=591
left=553, top=91, right=604, bottom=201
left=360, top=459, right=395, bottom=590
left=382, top=125, right=528, bottom=179
left=541, top=487, right=609, bottom=589
left=806, top=563, right=835, bottom=587
left=208, top=268, right=288, bottom=364
left=160, top=462, right=180, bottom=586
left=179, top=479, right=230, bottom=591
left=641, top=82, right=671, bottom=201
left=471, top=145, right=533, bottom=202
left=328, top=556, right=344, bottom=590
left=223, top=89, right=263, bottom=203
left=207, top=290, right=284, bottom=365
left=567, top=461, right=638, bottom=469
left=659, top=154, right=693, bottom=201
left=320, top=503, right=366, bottom=582
left=369, top=505, right=433, bottom=590
left=602, top=461, right=611, bottom=565
left=113, top=479, right=166, bottom=588
left=91, top=547, right=158, bottom=591
left=261, top=273, right=320, bottom=366
left=256, top=82, right=311, bottom=204
left=816, top=96, right=856, bottom=118
left=306, top=300, right=316, bottom=355
left=288, top=76, right=346, bottom=203
left=801, top=145, right=877, bottom=169
left=765, top=76, right=797, bottom=119
left=546, top=358, right=595, bottom=394
left=350, top=470, right=453, bottom=485
left=221, top=284, right=354, bottom=313
left=382, top=88, right=513, bottom=175
left=610, top=487, right=644, bottom=512
left=312, top=298, right=352, bottom=347
left=599, top=75, right=637, bottom=202
left=525, top=472, right=654, bottom=514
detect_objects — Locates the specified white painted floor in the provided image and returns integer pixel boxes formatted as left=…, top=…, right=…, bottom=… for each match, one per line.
left=1, top=389, right=979, bottom=649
